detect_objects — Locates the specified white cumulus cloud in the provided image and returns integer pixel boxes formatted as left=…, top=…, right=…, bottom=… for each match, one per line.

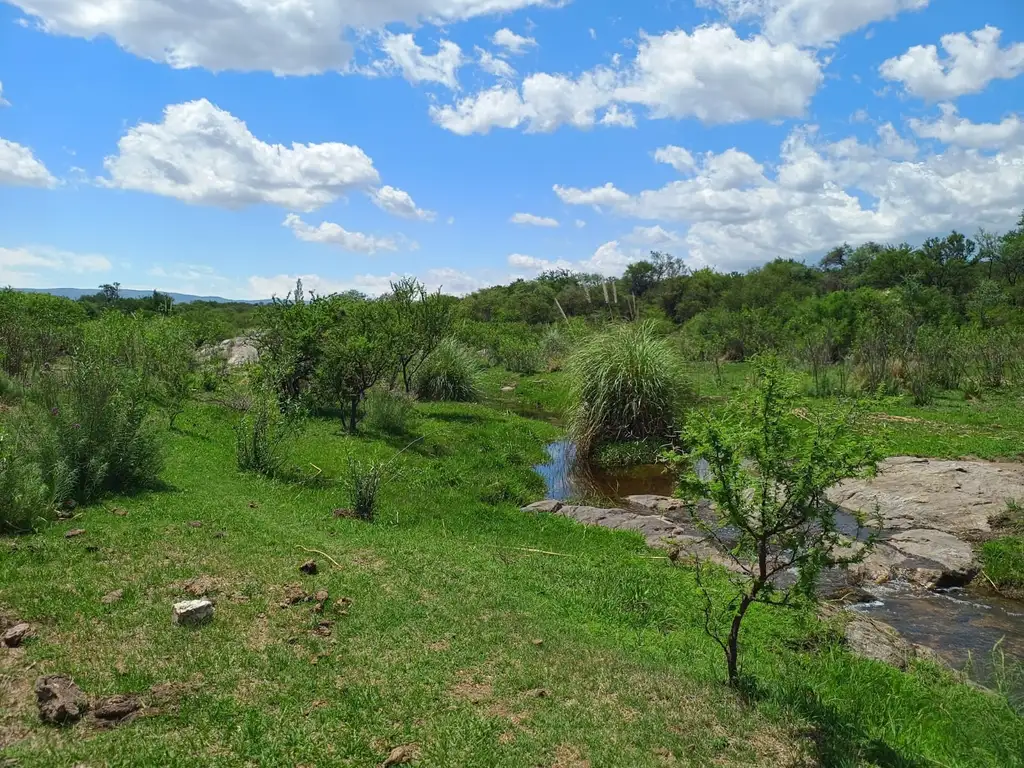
left=0, top=138, right=58, bottom=188
left=377, top=33, right=464, bottom=89
left=101, top=99, right=381, bottom=211
left=283, top=213, right=400, bottom=254
left=909, top=104, right=1024, bottom=150
left=880, top=26, right=1024, bottom=100
left=698, top=0, right=929, bottom=47
left=554, top=125, right=1024, bottom=270
left=431, top=25, right=823, bottom=134
left=10, top=0, right=551, bottom=74
left=371, top=185, right=435, bottom=221
left=476, top=48, right=516, bottom=79
left=492, top=28, right=537, bottom=55
left=510, top=212, right=559, bottom=227
left=0, top=245, right=111, bottom=287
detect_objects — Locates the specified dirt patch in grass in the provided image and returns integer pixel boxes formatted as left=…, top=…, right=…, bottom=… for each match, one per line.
left=0, top=646, right=34, bottom=750
left=552, top=744, right=591, bottom=768
left=451, top=674, right=493, bottom=704
left=349, top=549, right=388, bottom=572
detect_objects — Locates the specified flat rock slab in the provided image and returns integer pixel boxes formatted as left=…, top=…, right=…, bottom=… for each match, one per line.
left=827, top=457, right=1024, bottom=539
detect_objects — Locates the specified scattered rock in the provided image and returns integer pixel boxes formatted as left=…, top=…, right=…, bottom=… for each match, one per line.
left=521, top=499, right=563, bottom=513
left=500, top=385, right=517, bottom=393
left=110, top=507, right=129, bottom=517
left=64, top=529, right=86, bottom=539
left=91, top=694, right=141, bottom=727
left=300, top=559, right=319, bottom=576
left=381, top=744, right=416, bottom=767
left=248, top=501, right=259, bottom=509
left=35, top=675, right=89, bottom=725
left=526, top=687, right=550, bottom=698
left=187, top=521, right=203, bottom=528
left=312, top=590, right=330, bottom=613
left=332, top=508, right=356, bottom=519
left=280, top=584, right=309, bottom=607
left=532, top=639, right=544, bottom=647
left=312, top=621, right=333, bottom=637
left=100, top=589, right=124, bottom=605
left=2, top=622, right=32, bottom=648
left=172, top=599, right=214, bottom=626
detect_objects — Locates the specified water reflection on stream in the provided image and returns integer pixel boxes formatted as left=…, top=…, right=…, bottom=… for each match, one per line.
left=535, top=439, right=1024, bottom=694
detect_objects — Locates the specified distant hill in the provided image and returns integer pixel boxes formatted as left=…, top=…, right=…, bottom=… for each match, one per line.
left=15, top=287, right=263, bottom=304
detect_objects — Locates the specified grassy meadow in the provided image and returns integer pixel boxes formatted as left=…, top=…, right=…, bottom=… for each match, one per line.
left=3, top=368, right=1024, bottom=767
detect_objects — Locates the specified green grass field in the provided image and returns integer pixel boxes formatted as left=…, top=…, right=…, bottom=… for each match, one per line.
left=3, top=367, right=1024, bottom=766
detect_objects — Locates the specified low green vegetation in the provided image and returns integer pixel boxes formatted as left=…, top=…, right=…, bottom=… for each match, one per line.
left=983, top=538, right=1024, bottom=597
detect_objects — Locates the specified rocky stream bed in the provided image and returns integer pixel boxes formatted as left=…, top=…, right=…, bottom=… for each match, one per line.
left=530, top=445, right=1024, bottom=690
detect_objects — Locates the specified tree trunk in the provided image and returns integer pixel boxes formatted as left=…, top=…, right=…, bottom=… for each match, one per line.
left=349, top=397, right=359, bottom=433
left=725, top=595, right=754, bottom=687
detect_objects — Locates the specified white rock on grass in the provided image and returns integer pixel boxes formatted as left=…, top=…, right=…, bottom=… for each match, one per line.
left=172, top=599, right=215, bottom=626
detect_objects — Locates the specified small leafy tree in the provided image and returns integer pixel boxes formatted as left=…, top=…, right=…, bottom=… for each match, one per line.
left=668, top=355, right=879, bottom=687
left=316, top=300, right=397, bottom=432
left=388, top=278, right=455, bottom=393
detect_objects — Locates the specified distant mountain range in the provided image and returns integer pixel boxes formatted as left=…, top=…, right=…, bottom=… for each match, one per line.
left=15, top=287, right=262, bottom=304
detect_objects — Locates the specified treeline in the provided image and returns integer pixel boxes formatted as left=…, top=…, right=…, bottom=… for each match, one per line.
left=458, top=214, right=1024, bottom=401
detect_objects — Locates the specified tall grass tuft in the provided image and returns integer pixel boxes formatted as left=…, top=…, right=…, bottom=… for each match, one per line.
left=0, top=428, right=60, bottom=533
left=344, top=457, right=385, bottom=522
left=414, top=339, right=482, bottom=402
left=235, top=394, right=296, bottom=477
left=363, top=389, right=415, bottom=435
left=35, top=362, right=162, bottom=505
left=566, top=321, right=689, bottom=459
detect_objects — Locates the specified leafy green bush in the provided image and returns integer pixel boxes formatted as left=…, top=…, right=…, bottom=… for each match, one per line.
left=0, top=290, right=86, bottom=377
left=566, top=321, right=689, bottom=460
left=498, top=338, right=544, bottom=375
left=363, top=389, right=415, bottom=434
left=0, top=428, right=60, bottom=533
left=539, top=326, right=572, bottom=371
left=414, top=339, right=482, bottom=402
left=35, top=362, right=162, bottom=505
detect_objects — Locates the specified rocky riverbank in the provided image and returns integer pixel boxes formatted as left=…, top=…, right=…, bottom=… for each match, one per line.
left=525, top=455, right=1024, bottom=674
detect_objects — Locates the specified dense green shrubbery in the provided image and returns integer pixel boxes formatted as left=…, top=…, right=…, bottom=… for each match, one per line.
left=0, top=427, right=60, bottom=533
left=414, top=340, right=482, bottom=402
left=0, top=290, right=87, bottom=376
left=235, top=392, right=298, bottom=477
left=566, top=321, right=690, bottom=459
left=363, top=389, right=416, bottom=434
left=32, top=362, right=163, bottom=505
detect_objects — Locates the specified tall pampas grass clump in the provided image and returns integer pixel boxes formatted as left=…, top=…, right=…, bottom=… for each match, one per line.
left=566, top=322, right=689, bottom=459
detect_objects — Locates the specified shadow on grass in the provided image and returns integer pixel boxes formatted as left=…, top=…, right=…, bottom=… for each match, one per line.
left=741, top=678, right=929, bottom=768
left=422, top=410, right=500, bottom=425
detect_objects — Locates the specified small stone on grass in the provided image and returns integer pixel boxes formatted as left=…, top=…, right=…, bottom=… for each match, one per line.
left=2, top=622, right=32, bottom=648
left=64, top=529, right=86, bottom=539
left=172, top=599, right=214, bottom=626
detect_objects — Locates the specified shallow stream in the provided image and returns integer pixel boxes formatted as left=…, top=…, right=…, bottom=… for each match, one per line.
left=535, top=439, right=1024, bottom=695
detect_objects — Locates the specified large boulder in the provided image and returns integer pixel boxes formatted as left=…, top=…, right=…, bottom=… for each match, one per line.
left=197, top=337, right=259, bottom=367
left=827, top=457, right=1024, bottom=539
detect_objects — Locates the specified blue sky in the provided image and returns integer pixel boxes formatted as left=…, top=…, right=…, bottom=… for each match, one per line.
left=1, top=0, right=1022, bottom=299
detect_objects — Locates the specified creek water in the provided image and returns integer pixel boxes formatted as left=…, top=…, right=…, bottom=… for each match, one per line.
left=535, top=439, right=1024, bottom=696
